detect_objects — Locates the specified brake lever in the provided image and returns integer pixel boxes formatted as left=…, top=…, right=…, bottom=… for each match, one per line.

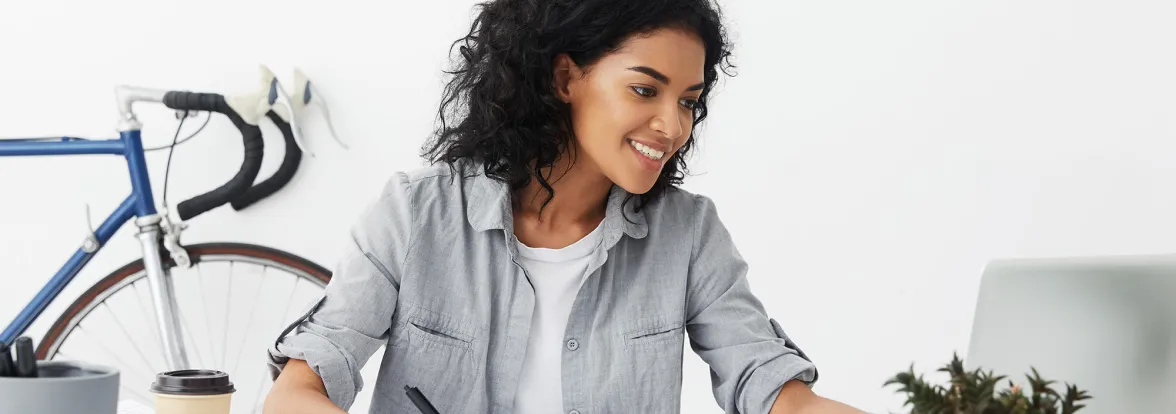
left=292, top=68, right=349, bottom=150
left=263, top=69, right=315, bottom=158
left=231, top=65, right=347, bottom=159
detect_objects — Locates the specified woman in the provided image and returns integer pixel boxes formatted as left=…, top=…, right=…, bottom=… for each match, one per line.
left=265, top=0, right=863, bottom=413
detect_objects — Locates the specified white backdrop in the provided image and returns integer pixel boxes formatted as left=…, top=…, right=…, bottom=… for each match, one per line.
left=3, top=0, right=1176, bottom=412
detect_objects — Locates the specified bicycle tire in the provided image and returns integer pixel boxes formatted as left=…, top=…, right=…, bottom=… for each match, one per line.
left=37, top=242, right=332, bottom=360
left=36, top=241, right=331, bottom=359
left=34, top=241, right=331, bottom=411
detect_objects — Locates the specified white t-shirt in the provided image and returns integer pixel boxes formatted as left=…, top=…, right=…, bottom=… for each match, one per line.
left=512, top=222, right=605, bottom=414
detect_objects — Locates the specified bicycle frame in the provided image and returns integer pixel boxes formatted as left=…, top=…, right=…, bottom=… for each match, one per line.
left=0, top=94, right=191, bottom=371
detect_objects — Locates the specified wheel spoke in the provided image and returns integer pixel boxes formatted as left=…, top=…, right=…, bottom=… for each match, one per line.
left=231, top=266, right=268, bottom=376
left=119, top=383, right=156, bottom=406
left=220, top=262, right=234, bottom=370
left=38, top=247, right=332, bottom=414
left=71, top=326, right=156, bottom=382
left=253, top=395, right=268, bottom=414
left=177, top=306, right=206, bottom=369
left=280, top=277, right=302, bottom=327
left=101, top=302, right=159, bottom=375
left=197, top=263, right=219, bottom=369
left=251, top=377, right=270, bottom=413
left=132, top=279, right=165, bottom=363
left=164, top=265, right=207, bottom=369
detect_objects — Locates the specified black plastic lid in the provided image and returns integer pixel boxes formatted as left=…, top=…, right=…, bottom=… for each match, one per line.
left=150, top=369, right=235, bottom=395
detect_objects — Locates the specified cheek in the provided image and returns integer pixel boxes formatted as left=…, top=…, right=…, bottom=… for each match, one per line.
left=574, top=108, right=640, bottom=151
left=571, top=92, right=627, bottom=141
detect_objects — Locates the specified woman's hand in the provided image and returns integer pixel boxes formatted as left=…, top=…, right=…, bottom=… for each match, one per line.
left=770, top=380, right=865, bottom=414
left=263, top=359, right=347, bottom=414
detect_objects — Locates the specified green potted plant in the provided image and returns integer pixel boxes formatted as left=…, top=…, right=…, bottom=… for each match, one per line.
left=885, top=353, right=1092, bottom=414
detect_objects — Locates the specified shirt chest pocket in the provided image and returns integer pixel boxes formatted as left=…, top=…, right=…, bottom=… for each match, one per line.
left=406, top=313, right=474, bottom=351
left=623, top=316, right=685, bottom=351
left=607, top=315, right=686, bottom=413
left=386, top=305, right=483, bottom=412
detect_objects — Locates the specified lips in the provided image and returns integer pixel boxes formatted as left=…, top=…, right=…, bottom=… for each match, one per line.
left=626, top=138, right=668, bottom=172
left=626, top=138, right=670, bottom=161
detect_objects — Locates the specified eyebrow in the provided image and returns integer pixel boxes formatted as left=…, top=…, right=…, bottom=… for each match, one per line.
left=627, top=66, right=705, bottom=92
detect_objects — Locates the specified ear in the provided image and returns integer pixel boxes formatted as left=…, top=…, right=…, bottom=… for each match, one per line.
left=552, top=53, right=581, bottom=103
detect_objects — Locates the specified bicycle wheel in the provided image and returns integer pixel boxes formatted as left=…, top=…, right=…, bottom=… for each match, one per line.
left=36, top=242, right=331, bottom=414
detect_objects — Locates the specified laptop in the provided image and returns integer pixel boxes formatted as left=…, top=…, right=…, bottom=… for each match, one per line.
left=966, top=254, right=1176, bottom=413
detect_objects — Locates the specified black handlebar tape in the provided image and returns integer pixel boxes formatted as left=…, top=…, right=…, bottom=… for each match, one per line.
left=230, top=110, right=303, bottom=211
left=162, top=91, right=265, bottom=221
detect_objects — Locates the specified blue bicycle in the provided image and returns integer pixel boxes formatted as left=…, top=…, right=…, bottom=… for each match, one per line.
left=0, top=69, right=339, bottom=413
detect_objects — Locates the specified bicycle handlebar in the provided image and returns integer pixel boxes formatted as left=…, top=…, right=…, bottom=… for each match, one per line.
left=162, top=91, right=264, bottom=220
left=229, top=110, right=303, bottom=211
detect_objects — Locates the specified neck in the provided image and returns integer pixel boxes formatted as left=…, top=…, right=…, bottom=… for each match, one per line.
left=514, top=151, right=612, bottom=231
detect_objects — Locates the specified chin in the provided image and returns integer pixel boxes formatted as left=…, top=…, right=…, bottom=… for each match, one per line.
left=610, top=173, right=659, bottom=195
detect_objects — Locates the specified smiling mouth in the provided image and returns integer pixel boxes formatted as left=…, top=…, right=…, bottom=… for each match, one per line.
left=627, top=138, right=665, bottom=161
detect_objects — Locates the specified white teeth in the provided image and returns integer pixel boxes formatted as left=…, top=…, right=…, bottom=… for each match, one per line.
left=628, top=139, right=665, bottom=160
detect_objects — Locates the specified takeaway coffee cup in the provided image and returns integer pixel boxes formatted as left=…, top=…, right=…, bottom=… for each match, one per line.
left=150, top=369, right=235, bottom=414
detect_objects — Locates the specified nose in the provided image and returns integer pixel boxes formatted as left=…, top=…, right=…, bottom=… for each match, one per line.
left=649, top=102, right=685, bottom=141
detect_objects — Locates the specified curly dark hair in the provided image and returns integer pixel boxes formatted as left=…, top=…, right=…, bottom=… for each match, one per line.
left=422, top=0, right=736, bottom=212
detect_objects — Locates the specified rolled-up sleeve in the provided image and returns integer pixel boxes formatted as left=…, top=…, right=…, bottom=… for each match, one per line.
left=685, top=195, right=818, bottom=414
left=266, top=173, right=414, bottom=410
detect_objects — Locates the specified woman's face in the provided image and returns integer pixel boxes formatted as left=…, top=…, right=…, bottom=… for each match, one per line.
left=554, top=27, right=706, bottom=194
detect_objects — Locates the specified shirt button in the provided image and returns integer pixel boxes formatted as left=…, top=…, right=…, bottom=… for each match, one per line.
left=566, top=338, right=580, bottom=351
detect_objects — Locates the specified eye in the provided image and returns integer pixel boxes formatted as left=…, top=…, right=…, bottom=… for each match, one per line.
left=680, top=98, right=700, bottom=111
left=631, top=86, right=656, bottom=97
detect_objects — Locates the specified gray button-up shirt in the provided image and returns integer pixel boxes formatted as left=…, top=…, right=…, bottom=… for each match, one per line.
left=268, top=161, right=817, bottom=413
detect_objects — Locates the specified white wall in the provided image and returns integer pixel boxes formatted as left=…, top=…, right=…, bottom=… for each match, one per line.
left=3, top=0, right=1175, bottom=412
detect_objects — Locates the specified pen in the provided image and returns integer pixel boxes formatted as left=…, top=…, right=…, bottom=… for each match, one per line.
left=405, top=385, right=440, bottom=414
left=0, top=343, right=14, bottom=377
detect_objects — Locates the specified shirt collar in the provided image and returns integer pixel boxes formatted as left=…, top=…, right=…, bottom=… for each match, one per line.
left=463, top=161, right=649, bottom=241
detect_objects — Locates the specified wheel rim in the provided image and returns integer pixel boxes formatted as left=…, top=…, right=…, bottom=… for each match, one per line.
left=43, top=250, right=329, bottom=414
